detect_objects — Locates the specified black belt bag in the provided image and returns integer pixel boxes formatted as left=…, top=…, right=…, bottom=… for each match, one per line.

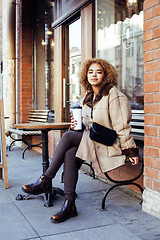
left=90, top=122, right=117, bottom=146
left=89, top=93, right=117, bottom=146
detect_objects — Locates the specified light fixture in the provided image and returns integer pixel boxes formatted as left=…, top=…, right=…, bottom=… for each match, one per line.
left=41, top=39, right=47, bottom=46
left=50, top=39, right=55, bottom=47
left=46, top=30, right=53, bottom=36
left=126, top=0, right=138, bottom=12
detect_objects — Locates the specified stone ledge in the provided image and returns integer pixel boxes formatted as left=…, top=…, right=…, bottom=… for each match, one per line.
left=142, top=188, right=160, bottom=219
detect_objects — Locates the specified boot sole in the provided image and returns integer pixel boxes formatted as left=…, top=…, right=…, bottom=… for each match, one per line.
left=22, top=187, right=52, bottom=195
left=50, top=212, right=78, bottom=223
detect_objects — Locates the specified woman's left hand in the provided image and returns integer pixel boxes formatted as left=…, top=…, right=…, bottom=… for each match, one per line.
left=129, top=157, right=139, bottom=165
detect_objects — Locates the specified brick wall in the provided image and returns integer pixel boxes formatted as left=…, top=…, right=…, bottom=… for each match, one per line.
left=17, top=0, right=33, bottom=123
left=142, top=0, right=160, bottom=218
left=143, top=0, right=160, bottom=192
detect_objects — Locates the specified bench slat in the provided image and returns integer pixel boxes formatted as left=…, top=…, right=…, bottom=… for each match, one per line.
left=27, top=110, right=49, bottom=123
left=130, top=109, right=144, bottom=141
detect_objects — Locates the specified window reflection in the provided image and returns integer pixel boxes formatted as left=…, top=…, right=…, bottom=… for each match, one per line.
left=69, top=19, right=81, bottom=105
left=96, top=0, right=144, bottom=109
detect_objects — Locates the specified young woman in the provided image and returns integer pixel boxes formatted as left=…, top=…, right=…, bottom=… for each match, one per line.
left=22, top=58, right=139, bottom=223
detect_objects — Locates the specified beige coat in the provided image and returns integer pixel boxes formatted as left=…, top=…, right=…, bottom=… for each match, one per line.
left=76, top=86, right=138, bottom=172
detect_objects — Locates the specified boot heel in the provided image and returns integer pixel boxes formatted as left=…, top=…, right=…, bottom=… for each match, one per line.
left=70, top=211, right=77, bottom=218
left=50, top=200, right=77, bottom=223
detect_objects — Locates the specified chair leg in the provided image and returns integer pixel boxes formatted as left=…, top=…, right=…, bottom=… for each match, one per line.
left=101, top=182, right=144, bottom=210
left=82, top=162, right=95, bottom=179
left=22, top=144, right=42, bottom=159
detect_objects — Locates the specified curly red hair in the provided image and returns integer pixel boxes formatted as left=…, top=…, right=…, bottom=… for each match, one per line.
left=79, top=58, right=118, bottom=92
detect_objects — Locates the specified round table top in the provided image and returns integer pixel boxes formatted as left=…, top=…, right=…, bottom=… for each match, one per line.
left=13, top=122, right=71, bottom=131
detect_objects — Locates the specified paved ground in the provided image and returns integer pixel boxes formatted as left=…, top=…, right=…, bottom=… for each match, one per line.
left=1, top=147, right=160, bottom=240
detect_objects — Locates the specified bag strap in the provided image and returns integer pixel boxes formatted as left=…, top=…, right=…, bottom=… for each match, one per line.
left=91, top=92, right=94, bottom=120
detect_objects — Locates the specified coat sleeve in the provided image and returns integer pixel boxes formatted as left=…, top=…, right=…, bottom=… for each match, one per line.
left=109, top=88, right=138, bottom=158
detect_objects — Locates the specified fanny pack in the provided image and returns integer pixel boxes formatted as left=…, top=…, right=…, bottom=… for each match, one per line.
left=89, top=92, right=117, bottom=146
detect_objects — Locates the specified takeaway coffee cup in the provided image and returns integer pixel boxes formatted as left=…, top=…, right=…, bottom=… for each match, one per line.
left=72, top=107, right=82, bottom=130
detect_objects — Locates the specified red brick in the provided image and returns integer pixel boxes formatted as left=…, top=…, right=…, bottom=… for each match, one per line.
left=144, top=94, right=153, bottom=103
left=144, top=40, right=159, bottom=51
left=154, top=50, right=160, bottom=60
left=154, top=28, right=160, bottom=39
left=144, top=157, right=153, bottom=167
left=144, top=0, right=159, bottom=10
left=144, top=52, right=153, bottom=62
left=153, top=5, right=160, bottom=17
left=144, top=104, right=160, bottom=114
left=144, top=177, right=153, bottom=189
left=153, top=159, right=160, bottom=170
left=144, top=136, right=154, bottom=147
left=144, top=61, right=159, bottom=72
left=144, top=166, right=158, bottom=179
left=143, top=30, right=153, bottom=41
left=144, top=82, right=159, bottom=93
left=155, top=93, right=160, bottom=103
left=144, top=126, right=158, bottom=137
left=155, top=116, right=160, bottom=126
left=144, top=19, right=159, bottom=32
left=153, top=180, right=160, bottom=191
left=144, top=8, right=153, bottom=20
left=144, top=72, right=153, bottom=82
left=144, top=115, right=154, bottom=125
left=154, top=71, right=160, bottom=81
left=154, top=137, right=160, bottom=148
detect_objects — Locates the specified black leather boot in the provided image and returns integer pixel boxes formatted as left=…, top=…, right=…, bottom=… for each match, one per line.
left=22, top=175, right=52, bottom=195
left=50, top=200, right=77, bottom=223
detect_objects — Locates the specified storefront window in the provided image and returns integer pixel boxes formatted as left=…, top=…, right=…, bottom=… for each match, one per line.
left=96, top=0, right=144, bottom=109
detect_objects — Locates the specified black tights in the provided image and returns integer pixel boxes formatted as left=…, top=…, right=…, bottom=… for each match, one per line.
left=45, top=131, right=83, bottom=201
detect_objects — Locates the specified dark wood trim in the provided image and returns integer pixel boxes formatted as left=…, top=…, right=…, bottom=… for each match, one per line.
left=51, top=0, right=93, bottom=29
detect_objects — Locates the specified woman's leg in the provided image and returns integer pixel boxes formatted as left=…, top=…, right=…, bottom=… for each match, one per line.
left=45, top=131, right=83, bottom=178
left=50, top=146, right=83, bottom=223
left=63, top=147, right=83, bottom=201
left=22, top=131, right=83, bottom=195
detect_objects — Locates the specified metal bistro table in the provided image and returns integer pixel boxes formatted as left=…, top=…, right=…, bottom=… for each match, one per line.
left=13, top=122, right=70, bottom=207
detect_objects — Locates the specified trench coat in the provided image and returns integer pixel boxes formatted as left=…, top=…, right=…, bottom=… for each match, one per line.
left=76, top=85, right=138, bottom=172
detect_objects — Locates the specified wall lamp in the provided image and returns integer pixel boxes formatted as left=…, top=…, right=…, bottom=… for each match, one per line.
left=126, top=0, right=138, bottom=12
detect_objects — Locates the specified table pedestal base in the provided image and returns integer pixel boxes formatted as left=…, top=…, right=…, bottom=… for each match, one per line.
left=15, top=187, right=64, bottom=207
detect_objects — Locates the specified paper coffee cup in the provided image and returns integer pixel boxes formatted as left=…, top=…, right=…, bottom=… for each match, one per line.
left=72, top=108, right=82, bottom=130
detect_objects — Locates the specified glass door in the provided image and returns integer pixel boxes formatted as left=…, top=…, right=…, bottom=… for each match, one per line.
left=64, top=18, right=81, bottom=121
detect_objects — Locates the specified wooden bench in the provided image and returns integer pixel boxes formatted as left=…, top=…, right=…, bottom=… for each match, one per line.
left=130, top=110, right=144, bottom=141
left=8, top=110, right=54, bottom=159
left=101, top=109, right=144, bottom=209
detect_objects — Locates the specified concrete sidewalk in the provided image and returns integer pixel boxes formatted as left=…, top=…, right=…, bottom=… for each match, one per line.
left=1, top=147, right=160, bottom=240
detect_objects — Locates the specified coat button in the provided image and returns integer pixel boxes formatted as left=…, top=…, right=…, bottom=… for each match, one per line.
left=97, top=146, right=100, bottom=149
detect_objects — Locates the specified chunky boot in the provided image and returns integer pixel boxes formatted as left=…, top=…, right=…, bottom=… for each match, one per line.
left=22, top=175, right=52, bottom=195
left=50, top=200, right=77, bottom=223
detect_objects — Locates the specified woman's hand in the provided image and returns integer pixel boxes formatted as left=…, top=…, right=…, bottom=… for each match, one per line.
left=70, top=116, right=77, bottom=130
left=129, top=157, right=139, bottom=165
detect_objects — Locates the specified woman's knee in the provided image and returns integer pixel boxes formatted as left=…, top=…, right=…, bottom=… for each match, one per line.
left=62, top=131, right=72, bottom=138
left=61, top=130, right=82, bottom=146
left=64, top=147, right=77, bottom=160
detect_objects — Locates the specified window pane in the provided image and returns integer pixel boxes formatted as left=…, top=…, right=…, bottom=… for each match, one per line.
left=96, top=0, right=144, bottom=109
left=69, top=18, right=81, bottom=105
